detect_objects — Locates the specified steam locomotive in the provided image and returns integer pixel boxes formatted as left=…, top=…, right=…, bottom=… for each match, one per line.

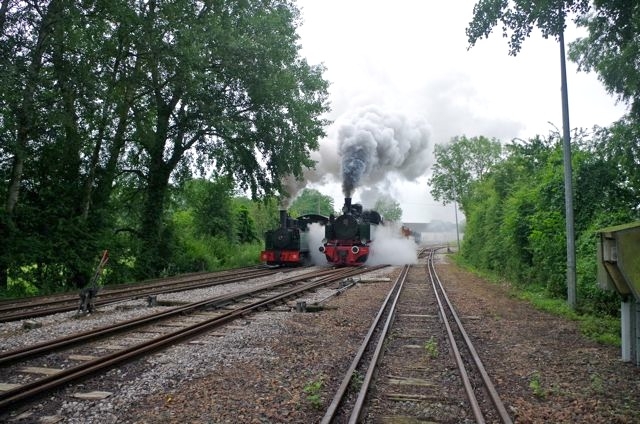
left=260, top=210, right=328, bottom=266
left=319, top=198, right=383, bottom=266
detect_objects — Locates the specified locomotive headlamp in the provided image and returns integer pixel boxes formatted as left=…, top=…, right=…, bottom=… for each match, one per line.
left=351, top=246, right=360, bottom=254
left=361, top=238, right=367, bottom=245
left=319, top=246, right=325, bottom=253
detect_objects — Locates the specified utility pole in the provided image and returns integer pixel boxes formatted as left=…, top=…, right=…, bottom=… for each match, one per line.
left=559, top=28, right=577, bottom=309
left=454, top=201, right=461, bottom=252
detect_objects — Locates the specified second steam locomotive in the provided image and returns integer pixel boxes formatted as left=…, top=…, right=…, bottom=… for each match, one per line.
left=260, top=210, right=328, bottom=266
left=319, top=198, right=383, bottom=266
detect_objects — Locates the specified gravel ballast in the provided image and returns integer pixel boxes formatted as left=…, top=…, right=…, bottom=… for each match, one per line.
left=2, top=258, right=640, bottom=423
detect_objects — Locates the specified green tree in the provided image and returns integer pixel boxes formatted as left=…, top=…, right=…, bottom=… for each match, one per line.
left=235, top=205, right=260, bottom=244
left=0, top=0, right=60, bottom=290
left=181, top=178, right=236, bottom=241
left=0, top=0, right=330, bottom=288
left=428, top=135, right=502, bottom=215
left=458, top=130, right=635, bottom=314
left=569, top=2, right=640, bottom=115
left=235, top=196, right=280, bottom=240
left=289, top=188, right=334, bottom=217
left=125, top=0, right=329, bottom=277
left=373, top=196, right=402, bottom=222
left=0, top=0, right=115, bottom=291
left=466, top=0, right=590, bottom=56
left=587, top=119, right=640, bottom=207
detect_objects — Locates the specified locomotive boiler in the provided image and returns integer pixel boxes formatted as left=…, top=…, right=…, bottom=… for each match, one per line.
left=319, top=197, right=383, bottom=266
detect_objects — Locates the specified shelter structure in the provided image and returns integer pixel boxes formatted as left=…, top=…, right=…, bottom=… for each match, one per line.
left=597, top=222, right=640, bottom=365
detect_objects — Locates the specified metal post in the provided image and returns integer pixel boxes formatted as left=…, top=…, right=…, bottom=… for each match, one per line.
left=621, top=299, right=631, bottom=362
left=454, top=201, right=461, bottom=252
left=559, top=29, right=576, bottom=309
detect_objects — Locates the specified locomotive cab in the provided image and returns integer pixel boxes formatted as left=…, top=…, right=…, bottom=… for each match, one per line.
left=260, top=210, right=301, bottom=266
left=261, top=210, right=329, bottom=266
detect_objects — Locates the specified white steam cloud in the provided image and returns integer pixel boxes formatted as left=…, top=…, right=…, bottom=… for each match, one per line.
left=307, top=223, right=328, bottom=265
left=307, top=221, right=418, bottom=267
left=367, top=224, right=418, bottom=266
left=279, top=105, right=432, bottom=206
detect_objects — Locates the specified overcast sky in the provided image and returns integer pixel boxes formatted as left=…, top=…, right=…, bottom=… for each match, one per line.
left=292, top=0, right=628, bottom=223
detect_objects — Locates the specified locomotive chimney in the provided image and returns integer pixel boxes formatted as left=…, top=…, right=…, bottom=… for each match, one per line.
left=343, top=197, right=352, bottom=214
left=279, top=210, right=288, bottom=228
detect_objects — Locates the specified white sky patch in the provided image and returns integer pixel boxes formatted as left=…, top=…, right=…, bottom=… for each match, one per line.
left=293, top=0, right=628, bottom=223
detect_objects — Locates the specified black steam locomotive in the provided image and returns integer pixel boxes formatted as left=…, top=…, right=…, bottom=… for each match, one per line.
left=260, top=210, right=328, bottom=266
left=319, top=198, right=383, bottom=266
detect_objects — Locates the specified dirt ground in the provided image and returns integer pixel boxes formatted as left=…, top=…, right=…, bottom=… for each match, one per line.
left=439, top=259, right=640, bottom=423
left=122, top=256, right=640, bottom=423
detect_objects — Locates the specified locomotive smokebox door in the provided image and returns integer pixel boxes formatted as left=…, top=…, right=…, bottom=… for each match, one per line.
left=597, top=221, right=640, bottom=365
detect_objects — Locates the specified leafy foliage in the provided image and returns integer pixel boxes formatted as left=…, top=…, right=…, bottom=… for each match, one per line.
left=444, top=130, right=639, bottom=317
left=167, top=185, right=266, bottom=274
left=428, top=135, right=502, bottom=214
left=235, top=205, right=261, bottom=244
left=303, top=376, right=325, bottom=409
left=289, top=188, right=335, bottom=217
left=0, top=0, right=328, bottom=294
left=374, top=196, right=403, bottom=222
left=181, top=178, right=236, bottom=241
left=569, top=2, right=640, bottom=115
left=466, top=0, right=591, bottom=55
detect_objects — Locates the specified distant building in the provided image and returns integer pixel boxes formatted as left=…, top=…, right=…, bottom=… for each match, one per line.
left=402, top=221, right=464, bottom=245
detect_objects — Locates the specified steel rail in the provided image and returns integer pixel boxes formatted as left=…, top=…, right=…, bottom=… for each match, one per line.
left=0, top=266, right=383, bottom=410
left=0, top=268, right=283, bottom=322
left=429, top=250, right=513, bottom=424
left=348, top=264, right=410, bottom=424
left=0, top=267, right=344, bottom=365
left=320, top=264, right=410, bottom=424
left=0, top=267, right=261, bottom=310
left=426, top=248, right=485, bottom=423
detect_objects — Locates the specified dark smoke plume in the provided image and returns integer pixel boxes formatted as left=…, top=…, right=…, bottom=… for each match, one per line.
left=341, top=143, right=372, bottom=197
left=279, top=105, right=431, bottom=205
left=338, top=106, right=431, bottom=197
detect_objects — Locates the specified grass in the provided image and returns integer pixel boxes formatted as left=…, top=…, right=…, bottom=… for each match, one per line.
left=517, top=287, right=620, bottom=346
left=350, top=370, right=364, bottom=391
left=303, top=376, right=324, bottom=409
left=528, top=371, right=548, bottom=399
left=424, top=336, right=439, bottom=358
left=590, top=373, right=605, bottom=395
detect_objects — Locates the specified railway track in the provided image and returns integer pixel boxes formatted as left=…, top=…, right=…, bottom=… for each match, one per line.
left=0, top=266, right=384, bottom=413
left=322, top=249, right=512, bottom=423
left=0, top=266, right=285, bottom=322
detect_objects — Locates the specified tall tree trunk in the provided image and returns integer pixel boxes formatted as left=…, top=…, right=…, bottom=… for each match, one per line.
left=52, top=11, right=82, bottom=203
left=81, top=32, right=136, bottom=221
left=137, top=155, right=172, bottom=279
left=135, top=93, right=186, bottom=278
left=1, top=1, right=58, bottom=290
left=6, top=0, right=58, bottom=215
left=0, top=0, right=10, bottom=33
